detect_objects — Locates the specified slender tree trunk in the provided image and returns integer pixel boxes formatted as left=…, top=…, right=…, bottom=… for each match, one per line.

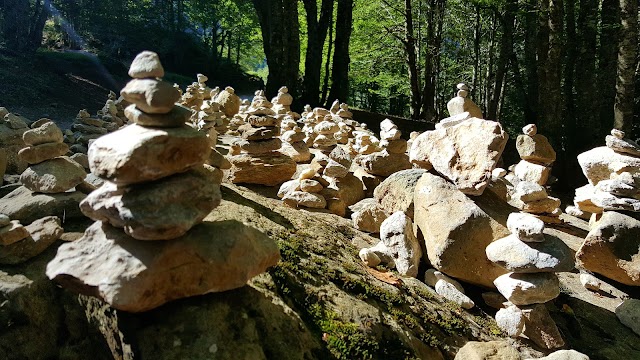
left=1, top=0, right=30, bottom=52
left=484, top=12, right=497, bottom=112
left=403, top=0, right=422, bottom=119
left=575, top=0, right=599, bottom=143
left=613, top=0, right=637, bottom=135
left=487, top=0, right=516, bottom=121
left=328, top=0, right=353, bottom=103
left=321, top=15, right=334, bottom=105
left=420, top=0, right=445, bottom=122
left=253, top=0, right=301, bottom=97
left=302, top=0, right=334, bottom=106
left=523, top=0, right=539, bottom=124
left=598, top=0, right=620, bottom=137
left=471, top=5, right=481, bottom=100
left=563, top=0, right=577, bottom=144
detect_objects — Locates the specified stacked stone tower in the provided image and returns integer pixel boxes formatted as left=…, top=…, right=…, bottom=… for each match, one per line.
left=46, top=51, right=279, bottom=312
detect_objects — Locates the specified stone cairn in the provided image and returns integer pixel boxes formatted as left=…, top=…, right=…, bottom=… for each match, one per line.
left=46, top=51, right=279, bottom=312
left=18, top=120, right=86, bottom=195
left=214, top=86, right=241, bottom=118
left=65, top=93, right=126, bottom=155
left=279, top=114, right=310, bottom=163
left=226, top=90, right=296, bottom=186
left=568, top=128, right=640, bottom=220
left=488, top=212, right=571, bottom=349
left=503, top=124, right=561, bottom=223
left=0, top=109, right=29, bottom=178
left=278, top=169, right=327, bottom=210
left=271, top=86, right=297, bottom=118
left=356, top=119, right=411, bottom=177
left=445, top=83, right=483, bottom=121
left=0, top=212, right=63, bottom=265
left=302, top=107, right=329, bottom=146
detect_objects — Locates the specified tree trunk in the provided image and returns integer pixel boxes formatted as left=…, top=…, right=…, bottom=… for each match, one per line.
left=613, top=0, right=637, bottom=135
left=575, top=0, right=599, bottom=143
left=523, top=0, right=539, bottom=124
left=487, top=0, right=516, bottom=121
left=420, top=0, right=445, bottom=122
left=471, top=5, right=481, bottom=100
left=321, top=16, right=334, bottom=105
left=484, top=12, right=497, bottom=112
left=563, top=0, right=577, bottom=144
left=328, top=0, right=353, bottom=104
left=403, top=0, right=422, bottom=119
left=1, top=0, right=31, bottom=52
left=598, top=0, right=620, bottom=137
left=302, top=0, right=334, bottom=106
left=253, top=0, right=301, bottom=98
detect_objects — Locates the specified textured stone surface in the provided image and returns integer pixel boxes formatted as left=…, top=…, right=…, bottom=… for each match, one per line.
left=128, top=50, right=164, bottom=78
left=495, top=305, right=524, bottom=337
left=493, top=272, right=560, bottom=306
left=20, top=157, right=86, bottom=193
left=0, top=216, right=63, bottom=264
left=435, top=279, right=474, bottom=309
left=0, top=186, right=85, bottom=224
left=121, top=79, right=181, bottom=114
left=350, top=198, right=388, bottom=233
left=46, top=220, right=280, bottom=312
left=521, top=304, right=565, bottom=349
left=88, top=124, right=211, bottom=185
left=516, top=134, right=556, bottom=165
left=576, top=211, right=640, bottom=286
left=530, top=350, right=590, bottom=360
left=282, top=191, right=327, bottom=209
left=81, top=168, right=221, bottom=240
left=414, top=173, right=512, bottom=287
left=357, top=150, right=412, bottom=177
left=615, top=299, right=640, bottom=336
left=226, top=153, right=296, bottom=186
left=22, top=121, right=63, bottom=146
left=514, top=160, right=550, bottom=185
left=578, top=146, right=640, bottom=186
left=506, top=212, right=545, bottom=242
left=410, top=118, right=508, bottom=195
left=379, top=212, right=422, bottom=277
left=486, top=234, right=573, bottom=273
left=453, top=341, right=521, bottom=360
left=0, top=220, right=29, bottom=245
left=374, top=169, right=427, bottom=220
left=18, top=142, right=69, bottom=164
left=124, top=103, right=190, bottom=127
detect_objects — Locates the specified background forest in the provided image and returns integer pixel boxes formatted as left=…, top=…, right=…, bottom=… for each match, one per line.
left=0, top=0, right=638, bottom=189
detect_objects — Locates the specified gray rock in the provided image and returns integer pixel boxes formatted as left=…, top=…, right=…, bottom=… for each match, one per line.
left=615, top=299, right=640, bottom=336
left=128, top=50, right=165, bottom=78
left=80, top=167, right=221, bottom=241
left=493, top=272, right=560, bottom=306
left=0, top=186, right=85, bottom=224
left=20, top=157, right=86, bottom=193
left=453, top=341, right=521, bottom=360
left=528, top=350, right=590, bottom=360
left=46, top=220, right=280, bottom=312
left=374, top=169, right=427, bottom=220
left=435, top=279, right=474, bottom=309
left=0, top=216, right=63, bottom=264
left=506, top=212, right=545, bottom=242
left=495, top=305, right=524, bottom=337
left=486, top=234, right=573, bottom=273
left=380, top=211, right=422, bottom=277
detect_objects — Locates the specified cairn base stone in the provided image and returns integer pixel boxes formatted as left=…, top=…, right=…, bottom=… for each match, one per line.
left=46, top=220, right=280, bottom=312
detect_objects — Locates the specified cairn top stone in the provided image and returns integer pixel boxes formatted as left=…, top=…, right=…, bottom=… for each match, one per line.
left=457, top=83, right=469, bottom=91
left=523, top=124, right=537, bottom=136
left=612, top=128, right=625, bottom=139
left=128, top=51, right=164, bottom=79
left=197, top=73, right=208, bottom=83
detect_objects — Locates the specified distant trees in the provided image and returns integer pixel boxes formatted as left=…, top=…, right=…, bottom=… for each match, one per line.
left=0, top=0, right=49, bottom=52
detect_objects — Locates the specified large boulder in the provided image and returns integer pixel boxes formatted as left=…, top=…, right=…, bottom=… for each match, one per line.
left=413, top=173, right=512, bottom=287
left=356, top=150, right=412, bottom=177
left=615, top=299, right=640, bottom=336
left=576, top=211, right=640, bottom=286
left=88, top=124, right=211, bottom=185
left=374, top=169, right=427, bottom=220
left=46, top=220, right=280, bottom=312
left=0, top=186, right=85, bottom=224
left=409, top=118, right=508, bottom=196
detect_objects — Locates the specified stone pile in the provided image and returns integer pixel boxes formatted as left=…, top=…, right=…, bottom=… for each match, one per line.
left=446, top=83, right=483, bottom=119
left=488, top=212, right=571, bottom=349
left=301, top=107, right=329, bottom=146
left=313, top=115, right=340, bottom=155
left=195, top=99, right=224, bottom=141
left=358, top=211, right=422, bottom=278
left=0, top=213, right=63, bottom=265
left=18, top=120, right=86, bottom=194
left=226, top=91, right=296, bottom=186
left=318, top=146, right=363, bottom=216
left=65, top=93, right=127, bottom=154
left=1, top=110, right=29, bottom=176
left=46, top=51, right=280, bottom=313
left=569, top=129, right=640, bottom=219
left=214, top=86, right=241, bottom=118
left=279, top=115, right=310, bottom=163
left=350, top=130, right=380, bottom=155
left=509, top=180, right=562, bottom=224
left=271, top=86, right=297, bottom=118
left=278, top=170, right=327, bottom=210
left=509, top=124, right=557, bottom=187
left=356, top=119, right=411, bottom=177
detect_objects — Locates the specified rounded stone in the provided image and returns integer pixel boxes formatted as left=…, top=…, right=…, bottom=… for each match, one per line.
left=124, top=104, right=190, bottom=127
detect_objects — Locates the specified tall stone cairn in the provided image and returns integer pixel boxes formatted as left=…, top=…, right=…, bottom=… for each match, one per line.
left=46, top=51, right=280, bottom=312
